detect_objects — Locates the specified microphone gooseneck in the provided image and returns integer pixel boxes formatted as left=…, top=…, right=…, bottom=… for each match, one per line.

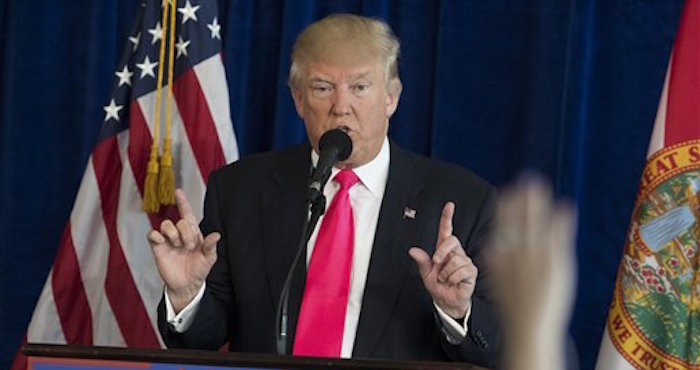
left=275, top=128, right=352, bottom=355
left=307, top=129, right=353, bottom=205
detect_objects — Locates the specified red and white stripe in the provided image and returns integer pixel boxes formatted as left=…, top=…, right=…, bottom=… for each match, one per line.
left=14, top=52, right=237, bottom=369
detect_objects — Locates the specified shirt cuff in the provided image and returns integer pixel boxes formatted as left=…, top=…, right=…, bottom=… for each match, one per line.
left=434, top=301, right=471, bottom=344
left=164, top=282, right=206, bottom=333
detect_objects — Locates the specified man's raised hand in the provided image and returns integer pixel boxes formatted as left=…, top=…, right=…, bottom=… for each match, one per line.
left=409, top=202, right=477, bottom=319
left=147, top=189, right=220, bottom=313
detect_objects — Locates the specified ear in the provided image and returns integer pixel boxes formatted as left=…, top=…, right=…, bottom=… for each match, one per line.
left=384, top=81, right=402, bottom=118
left=291, top=87, right=305, bottom=119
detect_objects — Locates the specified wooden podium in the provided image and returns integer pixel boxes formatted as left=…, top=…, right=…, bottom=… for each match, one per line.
left=24, top=343, right=489, bottom=370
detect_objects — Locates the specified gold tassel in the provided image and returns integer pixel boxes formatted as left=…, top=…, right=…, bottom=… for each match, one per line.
left=158, top=0, right=178, bottom=206
left=143, top=143, right=160, bottom=213
left=158, top=138, right=175, bottom=205
left=142, top=0, right=170, bottom=213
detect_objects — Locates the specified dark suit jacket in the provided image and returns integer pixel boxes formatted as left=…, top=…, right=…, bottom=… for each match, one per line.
left=158, top=141, right=502, bottom=369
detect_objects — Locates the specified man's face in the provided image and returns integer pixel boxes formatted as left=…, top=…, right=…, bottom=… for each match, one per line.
left=292, top=59, right=400, bottom=169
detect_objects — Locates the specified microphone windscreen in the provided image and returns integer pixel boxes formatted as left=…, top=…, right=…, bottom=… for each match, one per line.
left=319, top=129, right=353, bottom=161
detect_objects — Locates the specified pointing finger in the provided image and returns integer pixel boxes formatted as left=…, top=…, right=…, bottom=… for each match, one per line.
left=175, top=188, right=198, bottom=225
left=437, top=202, right=455, bottom=246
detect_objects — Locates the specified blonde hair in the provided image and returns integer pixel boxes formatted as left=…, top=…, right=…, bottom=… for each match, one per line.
left=288, top=14, right=402, bottom=94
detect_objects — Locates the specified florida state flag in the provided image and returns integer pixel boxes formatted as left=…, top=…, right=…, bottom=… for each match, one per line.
left=595, top=1, right=700, bottom=369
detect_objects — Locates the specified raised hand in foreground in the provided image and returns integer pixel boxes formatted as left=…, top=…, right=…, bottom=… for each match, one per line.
left=489, top=176, right=577, bottom=370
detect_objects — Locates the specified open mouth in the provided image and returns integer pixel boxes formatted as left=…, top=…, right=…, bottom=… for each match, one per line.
left=337, top=125, right=350, bottom=133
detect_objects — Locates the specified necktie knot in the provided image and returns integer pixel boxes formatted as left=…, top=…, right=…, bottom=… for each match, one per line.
left=334, top=170, right=359, bottom=190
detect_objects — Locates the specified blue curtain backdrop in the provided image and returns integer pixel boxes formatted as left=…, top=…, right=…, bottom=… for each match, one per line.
left=0, top=0, right=685, bottom=369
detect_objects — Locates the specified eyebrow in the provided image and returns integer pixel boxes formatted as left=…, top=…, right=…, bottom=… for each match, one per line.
left=348, top=71, right=372, bottom=80
left=307, top=70, right=373, bottom=84
left=308, top=77, right=332, bottom=84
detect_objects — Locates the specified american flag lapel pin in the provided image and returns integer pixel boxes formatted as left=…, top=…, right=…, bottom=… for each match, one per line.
left=403, top=207, right=416, bottom=220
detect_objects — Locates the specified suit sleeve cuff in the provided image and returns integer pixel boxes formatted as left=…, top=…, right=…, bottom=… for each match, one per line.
left=434, top=301, right=471, bottom=344
left=164, top=282, right=206, bottom=333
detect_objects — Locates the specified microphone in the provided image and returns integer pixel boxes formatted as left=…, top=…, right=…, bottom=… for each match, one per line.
left=307, top=128, right=353, bottom=204
left=275, top=128, right=352, bottom=355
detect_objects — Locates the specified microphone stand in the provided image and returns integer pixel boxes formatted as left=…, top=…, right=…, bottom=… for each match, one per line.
left=275, top=194, right=326, bottom=355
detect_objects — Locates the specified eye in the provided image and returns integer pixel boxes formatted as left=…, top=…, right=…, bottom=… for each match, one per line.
left=352, top=82, right=371, bottom=95
left=310, top=82, right=333, bottom=97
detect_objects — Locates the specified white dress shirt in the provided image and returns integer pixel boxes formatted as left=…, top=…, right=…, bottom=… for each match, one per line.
left=165, top=137, right=469, bottom=356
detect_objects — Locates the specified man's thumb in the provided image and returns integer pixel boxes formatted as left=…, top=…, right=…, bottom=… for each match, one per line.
left=202, top=232, right=220, bottom=265
left=409, top=247, right=432, bottom=277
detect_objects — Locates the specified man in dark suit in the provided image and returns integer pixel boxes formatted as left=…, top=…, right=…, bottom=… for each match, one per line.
left=148, top=13, right=501, bottom=369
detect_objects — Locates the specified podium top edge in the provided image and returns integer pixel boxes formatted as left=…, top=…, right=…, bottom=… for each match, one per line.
left=23, top=343, right=490, bottom=370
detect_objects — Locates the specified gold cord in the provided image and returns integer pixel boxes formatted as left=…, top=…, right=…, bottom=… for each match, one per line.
left=158, top=0, right=178, bottom=206
left=143, top=0, right=171, bottom=212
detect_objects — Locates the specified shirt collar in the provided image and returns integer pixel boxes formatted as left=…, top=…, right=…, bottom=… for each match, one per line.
left=311, top=136, right=390, bottom=196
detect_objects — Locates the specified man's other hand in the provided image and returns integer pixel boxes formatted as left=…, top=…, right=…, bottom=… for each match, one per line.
left=409, top=202, right=476, bottom=320
left=147, top=188, right=220, bottom=313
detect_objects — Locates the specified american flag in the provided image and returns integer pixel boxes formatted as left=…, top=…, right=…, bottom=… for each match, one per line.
left=11, top=0, right=237, bottom=368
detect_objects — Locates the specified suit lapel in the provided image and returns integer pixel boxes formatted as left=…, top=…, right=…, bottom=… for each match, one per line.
left=260, top=144, right=311, bottom=352
left=352, top=143, right=426, bottom=357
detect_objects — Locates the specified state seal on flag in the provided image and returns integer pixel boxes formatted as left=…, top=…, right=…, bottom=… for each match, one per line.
left=606, top=140, right=700, bottom=370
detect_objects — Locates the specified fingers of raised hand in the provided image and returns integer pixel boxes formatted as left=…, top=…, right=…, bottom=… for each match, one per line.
left=438, top=254, right=477, bottom=285
left=432, top=235, right=463, bottom=265
left=547, top=202, right=578, bottom=293
left=160, top=219, right=183, bottom=248
left=176, top=219, right=201, bottom=250
left=437, top=202, right=455, bottom=245
left=549, top=202, right=577, bottom=262
left=175, top=189, right=198, bottom=225
left=408, top=247, right=433, bottom=278
left=147, top=229, right=166, bottom=246
left=202, top=232, right=221, bottom=265
left=496, top=177, right=553, bottom=252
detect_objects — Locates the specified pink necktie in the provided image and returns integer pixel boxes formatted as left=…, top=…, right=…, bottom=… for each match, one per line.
left=293, top=170, right=359, bottom=357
